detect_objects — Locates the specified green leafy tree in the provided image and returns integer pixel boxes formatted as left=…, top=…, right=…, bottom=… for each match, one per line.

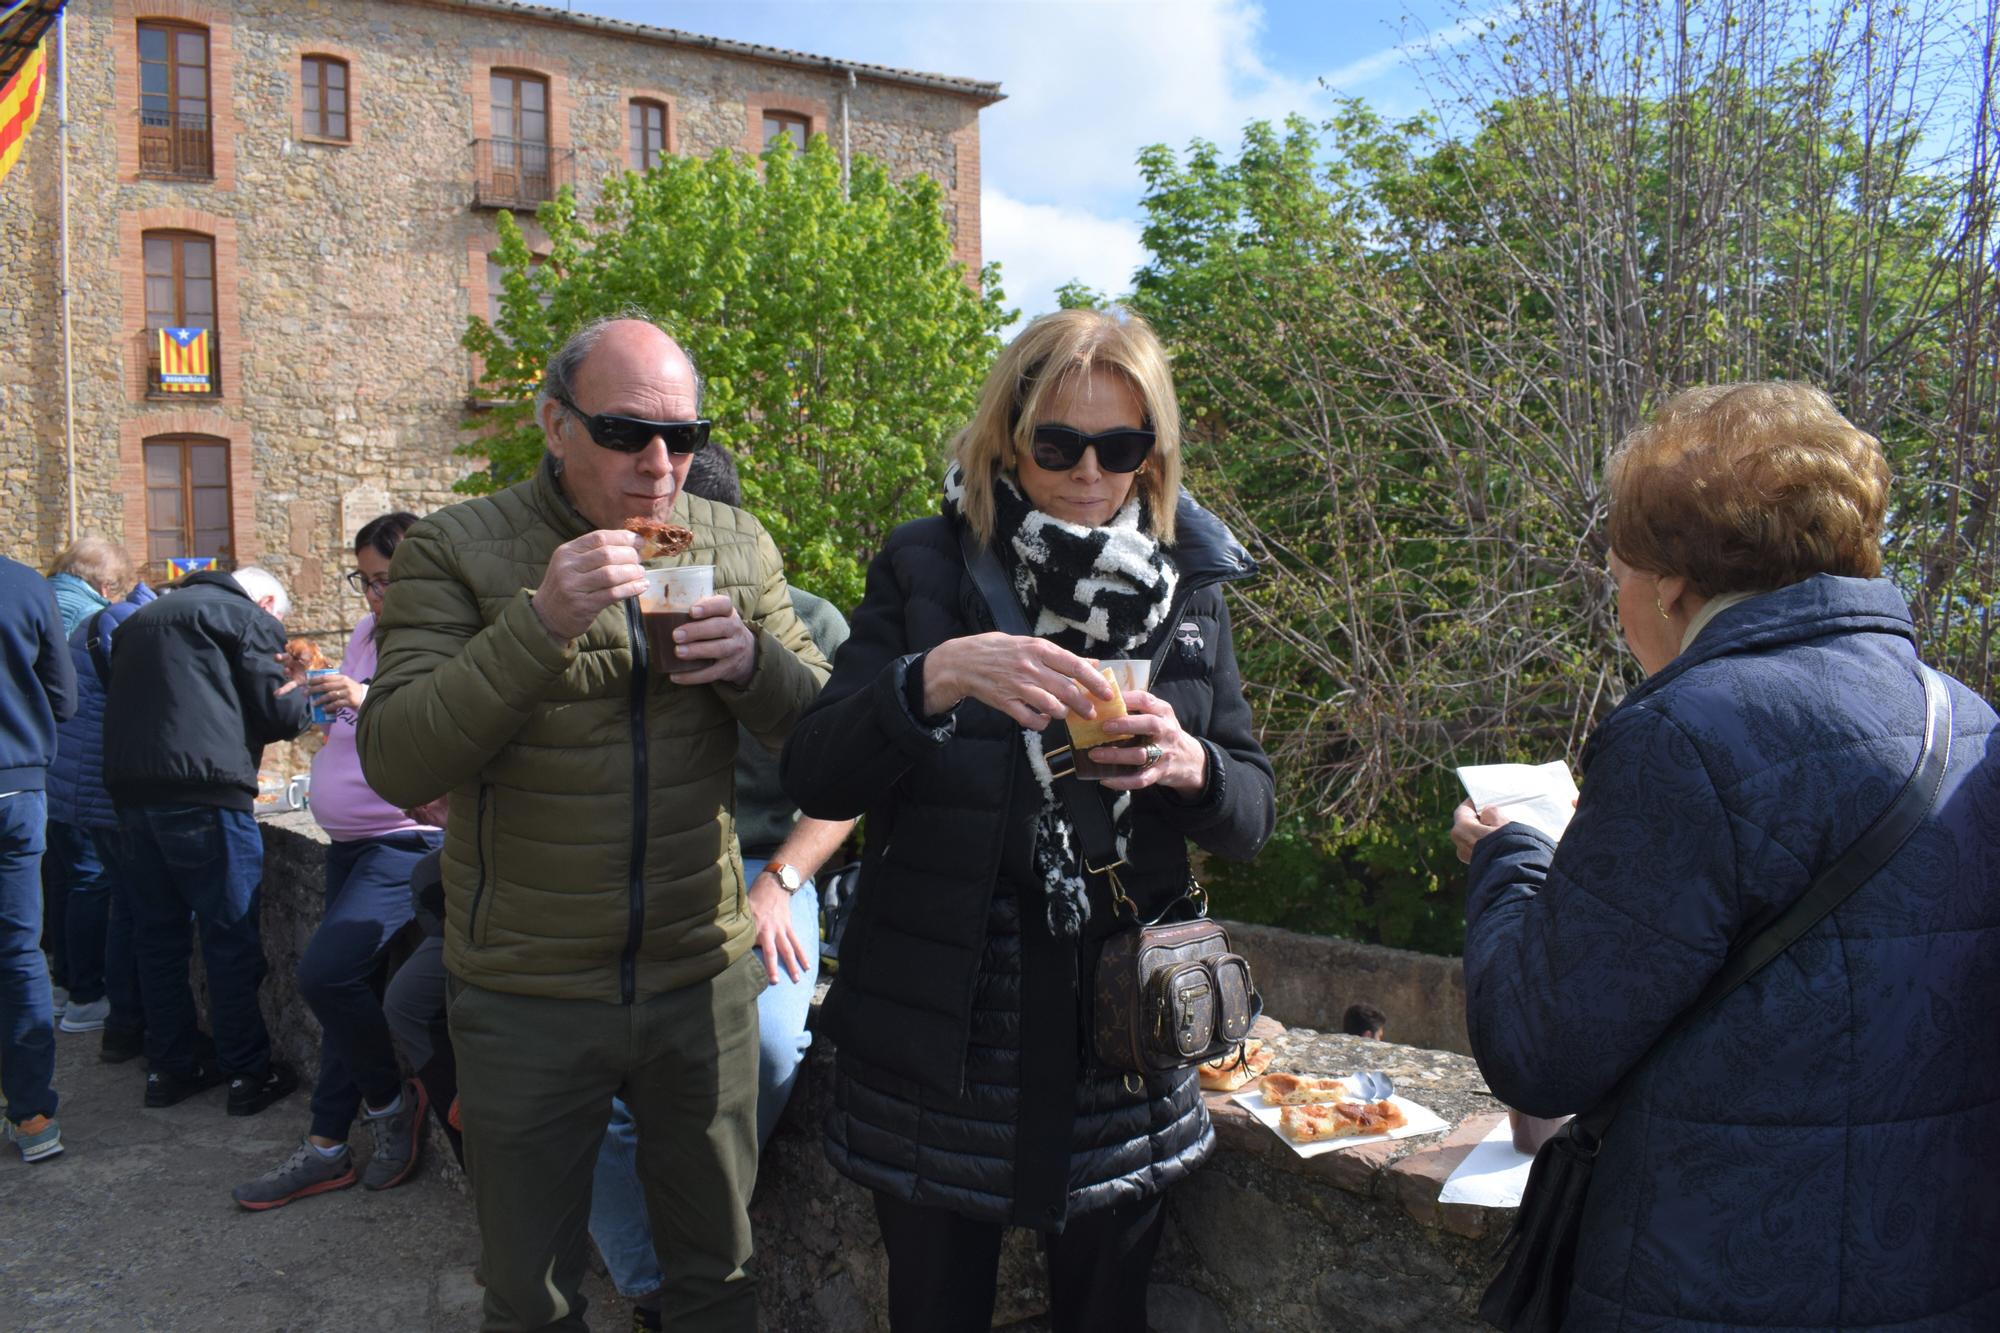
left=462, top=133, right=1011, bottom=608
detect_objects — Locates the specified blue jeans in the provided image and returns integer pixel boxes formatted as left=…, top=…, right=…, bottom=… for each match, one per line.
left=46, top=820, right=110, bottom=1005
left=0, top=792, right=57, bottom=1124
left=303, top=831, right=441, bottom=1140
left=119, top=802, right=273, bottom=1078
left=93, top=826, right=146, bottom=1038
left=589, top=863, right=820, bottom=1297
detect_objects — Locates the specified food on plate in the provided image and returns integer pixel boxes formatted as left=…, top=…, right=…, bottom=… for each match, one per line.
left=624, top=516, right=696, bottom=560
left=1198, top=1039, right=1274, bottom=1092
left=1278, top=1098, right=1408, bottom=1143
left=1257, top=1072, right=1353, bottom=1106
left=283, top=637, right=329, bottom=675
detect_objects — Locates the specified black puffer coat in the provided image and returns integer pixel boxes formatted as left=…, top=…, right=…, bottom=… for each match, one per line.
left=781, top=493, right=1275, bottom=1230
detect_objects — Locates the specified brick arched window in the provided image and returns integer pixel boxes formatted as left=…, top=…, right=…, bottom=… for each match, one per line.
left=142, top=229, right=220, bottom=397
left=301, top=54, right=349, bottom=141
left=137, top=20, right=212, bottom=178
left=143, top=434, right=233, bottom=565
left=629, top=98, right=667, bottom=171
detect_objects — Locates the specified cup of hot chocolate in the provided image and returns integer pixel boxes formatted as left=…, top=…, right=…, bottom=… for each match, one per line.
left=638, top=564, right=715, bottom=674
left=1067, top=658, right=1150, bottom=780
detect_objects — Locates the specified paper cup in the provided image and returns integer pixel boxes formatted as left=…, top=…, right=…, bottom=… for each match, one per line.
left=306, top=667, right=339, bottom=725
left=1070, top=658, right=1151, bottom=780
left=638, top=565, right=715, bottom=673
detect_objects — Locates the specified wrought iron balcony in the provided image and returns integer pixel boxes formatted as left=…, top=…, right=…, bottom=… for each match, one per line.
left=137, top=109, right=214, bottom=180
left=472, top=137, right=573, bottom=210
left=142, top=326, right=222, bottom=399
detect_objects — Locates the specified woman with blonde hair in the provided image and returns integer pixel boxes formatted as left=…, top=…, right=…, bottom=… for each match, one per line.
left=783, top=308, right=1274, bottom=1331
left=1452, top=381, right=2000, bottom=1329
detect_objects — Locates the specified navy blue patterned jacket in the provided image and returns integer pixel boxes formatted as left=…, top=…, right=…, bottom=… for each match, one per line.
left=1465, top=574, right=2000, bottom=1330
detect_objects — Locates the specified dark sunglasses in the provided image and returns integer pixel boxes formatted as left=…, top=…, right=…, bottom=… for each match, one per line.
left=345, top=571, right=391, bottom=595
left=556, top=395, right=712, bottom=455
left=1027, top=424, right=1155, bottom=474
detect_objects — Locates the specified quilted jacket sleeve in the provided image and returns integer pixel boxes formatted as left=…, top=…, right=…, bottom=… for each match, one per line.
left=356, top=518, right=575, bottom=809
left=1145, top=595, right=1274, bottom=861
left=712, top=523, right=831, bottom=754
left=782, top=538, right=952, bottom=820
left=1463, top=704, right=1741, bottom=1117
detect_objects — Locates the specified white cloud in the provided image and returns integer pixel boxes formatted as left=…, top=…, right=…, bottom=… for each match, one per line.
left=981, top=188, right=1148, bottom=325
left=1319, top=6, right=1508, bottom=93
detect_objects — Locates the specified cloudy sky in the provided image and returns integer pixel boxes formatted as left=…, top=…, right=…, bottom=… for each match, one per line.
left=569, top=1, right=1485, bottom=323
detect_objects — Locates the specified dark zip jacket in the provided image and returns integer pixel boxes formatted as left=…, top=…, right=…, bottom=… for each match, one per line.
left=103, top=571, right=307, bottom=812
left=0, top=555, right=78, bottom=791
left=782, top=491, right=1276, bottom=1229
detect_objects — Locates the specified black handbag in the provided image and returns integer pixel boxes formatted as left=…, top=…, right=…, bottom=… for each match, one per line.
left=959, top=525, right=1260, bottom=1076
left=1479, top=665, right=1953, bottom=1331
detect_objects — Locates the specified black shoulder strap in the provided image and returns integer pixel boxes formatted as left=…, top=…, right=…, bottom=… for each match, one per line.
left=84, top=609, right=116, bottom=689
left=1580, top=665, right=1953, bottom=1139
left=958, top=524, right=1126, bottom=874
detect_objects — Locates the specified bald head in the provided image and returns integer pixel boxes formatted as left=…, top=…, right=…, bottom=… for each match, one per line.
left=536, top=315, right=706, bottom=531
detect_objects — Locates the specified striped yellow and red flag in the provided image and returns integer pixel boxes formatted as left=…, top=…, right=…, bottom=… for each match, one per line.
left=158, top=326, right=212, bottom=392
left=0, top=39, right=48, bottom=187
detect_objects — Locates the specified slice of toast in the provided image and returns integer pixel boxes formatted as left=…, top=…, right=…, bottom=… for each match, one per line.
left=1257, top=1072, right=1352, bottom=1106
left=1065, top=666, right=1128, bottom=753
left=1198, top=1040, right=1274, bottom=1092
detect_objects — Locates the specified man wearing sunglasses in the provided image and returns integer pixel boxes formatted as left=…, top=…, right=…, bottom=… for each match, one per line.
left=357, top=316, right=830, bottom=1333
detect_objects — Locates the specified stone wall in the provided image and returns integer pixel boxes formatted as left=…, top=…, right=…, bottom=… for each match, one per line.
left=0, top=0, right=993, bottom=651
left=245, top=815, right=1510, bottom=1331
left=1223, top=919, right=1472, bottom=1056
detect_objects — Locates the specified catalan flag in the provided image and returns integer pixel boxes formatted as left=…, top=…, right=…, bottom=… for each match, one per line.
left=0, top=37, right=48, bottom=187
left=158, top=326, right=212, bottom=391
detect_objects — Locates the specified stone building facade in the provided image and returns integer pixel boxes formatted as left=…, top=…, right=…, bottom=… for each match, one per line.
left=0, top=0, right=998, bottom=652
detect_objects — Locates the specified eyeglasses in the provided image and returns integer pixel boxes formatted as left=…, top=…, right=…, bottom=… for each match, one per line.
left=345, top=571, right=391, bottom=596
left=555, top=395, right=711, bottom=455
left=1026, top=424, right=1155, bottom=474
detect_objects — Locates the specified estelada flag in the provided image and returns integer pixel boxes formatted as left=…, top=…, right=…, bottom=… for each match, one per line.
left=158, top=326, right=212, bottom=391
left=0, top=40, right=48, bottom=187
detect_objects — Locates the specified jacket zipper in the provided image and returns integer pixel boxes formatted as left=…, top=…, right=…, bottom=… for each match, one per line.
left=621, top=600, right=649, bottom=1004
left=469, top=784, right=492, bottom=945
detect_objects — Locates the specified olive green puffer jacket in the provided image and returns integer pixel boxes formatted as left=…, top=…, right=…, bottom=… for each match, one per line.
left=357, top=458, right=831, bottom=1003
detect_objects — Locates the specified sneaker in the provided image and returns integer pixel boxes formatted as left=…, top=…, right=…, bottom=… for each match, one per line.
left=145, top=1061, right=226, bottom=1108
left=50, top=983, right=68, bottom=1015
left=5, top=1114, right=63, bottom=1163
left=231, top=1139, right=356, bottom=1211
left=359, top=1078, right=428, bottom=1191
left=100, top=1026, right=145, bottom=1064
left=226, top=1061, right=300, bottom=1117
left=59, top=997, right=111, bottom=1033
left=629, top=1296, right=663, bottom=1332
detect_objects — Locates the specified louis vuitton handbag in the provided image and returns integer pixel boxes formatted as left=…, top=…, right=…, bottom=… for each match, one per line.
left=1479, top=665, right=1951, bottom=1331
left=960, top=526, right=1261, bottom=1077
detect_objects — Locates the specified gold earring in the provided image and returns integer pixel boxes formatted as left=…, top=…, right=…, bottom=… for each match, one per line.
left=1655, top=596, right=1670, bottom=620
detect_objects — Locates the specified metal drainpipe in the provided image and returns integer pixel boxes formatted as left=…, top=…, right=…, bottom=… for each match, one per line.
left=840, top=66, right=855, bottom=196
left=57, top=7, right=77, bottom=542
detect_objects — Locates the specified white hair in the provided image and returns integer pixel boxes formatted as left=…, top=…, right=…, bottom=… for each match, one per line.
left=230, top=566, right=291, bottom=619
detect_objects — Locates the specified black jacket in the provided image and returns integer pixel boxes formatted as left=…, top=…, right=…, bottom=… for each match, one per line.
left=782, top=493, right=1275, bottom=1229
left=0, top=556, right=77, bottom=791
left=103, top=571, right=308, bottom=812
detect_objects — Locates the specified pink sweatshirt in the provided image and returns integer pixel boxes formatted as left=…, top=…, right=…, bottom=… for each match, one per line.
left=310, top=614, right=435, bottom=842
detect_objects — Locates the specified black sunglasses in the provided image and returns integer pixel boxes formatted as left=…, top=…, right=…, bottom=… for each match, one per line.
left=556, top=395, right=711, bottom=455
left=1027, top=424, right=1155, bottom=474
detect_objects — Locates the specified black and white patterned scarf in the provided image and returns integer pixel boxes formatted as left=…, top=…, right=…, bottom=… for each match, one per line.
left=943, top=464, right=1178, bottom=936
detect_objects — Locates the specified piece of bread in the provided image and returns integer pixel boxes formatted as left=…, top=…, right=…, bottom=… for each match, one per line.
left=283, top=637, right=328, bottom=674
left=1278, top=1098, right=1407, bottom=1143
left=1199, top=1040, right=1273, bottom=1092
left=1066, top=666, right=1129, bottom=752
left=1257, top=1072, right=1352, bottom=1106
left=623, top=516, right=695, bottom=559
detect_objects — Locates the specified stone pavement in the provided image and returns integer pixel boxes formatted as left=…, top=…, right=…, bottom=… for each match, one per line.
left=0, top=1026, right=622, bottom=1331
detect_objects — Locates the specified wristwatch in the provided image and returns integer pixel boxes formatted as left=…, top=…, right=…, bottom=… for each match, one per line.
left=763, top=860, right=805, bottom=894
